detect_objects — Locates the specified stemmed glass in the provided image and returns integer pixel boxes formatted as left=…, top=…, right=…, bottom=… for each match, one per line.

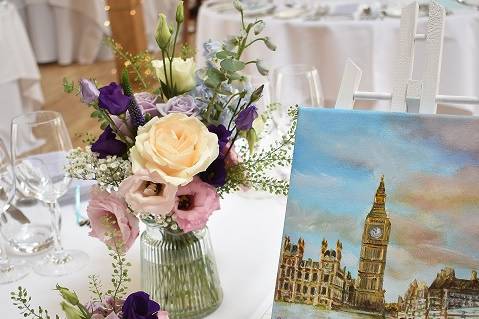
left=0, top=138, right=29, bottom=284
left=271, top=64, right=324, bottom=109
left=11, top=111, right=88, bottom=276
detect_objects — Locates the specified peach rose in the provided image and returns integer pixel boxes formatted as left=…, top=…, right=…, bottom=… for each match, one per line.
left=130, top=113, right=219, bottom=186
left=118, top=170, right=177, bottom=216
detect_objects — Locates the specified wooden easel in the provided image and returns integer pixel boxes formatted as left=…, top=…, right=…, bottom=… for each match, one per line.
left=335, top=1, right=479, bottom=115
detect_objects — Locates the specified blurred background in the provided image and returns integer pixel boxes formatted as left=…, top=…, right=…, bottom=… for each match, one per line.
left=2, top=0, right=478, bottom=148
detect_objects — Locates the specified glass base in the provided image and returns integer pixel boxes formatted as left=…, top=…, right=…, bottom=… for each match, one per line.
left=6, top=224, right=53, bottom=255
left=0, top=260, right=29, bottom=284
left=33, top=249, right=89, bottom=277
left=141, top=226, right=223, bottom=319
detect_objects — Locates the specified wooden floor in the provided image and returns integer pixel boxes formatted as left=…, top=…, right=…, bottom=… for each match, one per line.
left=39, top=60, right=117, bottom=147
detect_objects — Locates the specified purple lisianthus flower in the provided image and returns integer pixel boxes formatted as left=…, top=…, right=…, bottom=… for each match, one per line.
left=79, top=79, right=99, bottom=104
left=200, top=156, right=227, bottom=187
left=235, top=105, right=258, bottom=131
left=122, top=291, right=160, bottom=319
left=91, top=126, right=127, bottom=159
left=158, top=95, right=199, bottom=117
left=208, top=124, right=231, bottom=150
left=98, top=82, right=131, bottom=115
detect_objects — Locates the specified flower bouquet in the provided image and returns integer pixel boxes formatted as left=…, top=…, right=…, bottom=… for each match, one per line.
left=64, top=1, right=296, bottom=318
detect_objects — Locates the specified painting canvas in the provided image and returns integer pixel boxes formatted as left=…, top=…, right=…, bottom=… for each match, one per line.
left=272, top=108, right=479, bottom=319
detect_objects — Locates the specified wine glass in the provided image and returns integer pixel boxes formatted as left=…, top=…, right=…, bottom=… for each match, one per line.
left=271, top=64, right=324, bottom=108
left=11, top=111, right=88, bottom=276
left=0, top=138, right=30, bottom=284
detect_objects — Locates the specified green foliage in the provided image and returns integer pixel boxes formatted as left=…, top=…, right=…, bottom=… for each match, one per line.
left=88, top=275, right=104, bottom=303
left=201, top=14, right=275, bottom=128
left=219, top=106, right=298, bottom=196
left=63, top=78, right=75, bottom=94
left=180, top=43, right=195, bottom=60
left=104, top=37, right=156, bottom=90
left=11, top=287, right=60, bottom=319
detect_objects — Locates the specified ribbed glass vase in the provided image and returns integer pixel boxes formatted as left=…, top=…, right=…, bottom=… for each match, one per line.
left=140, top=224, right=223, bottom=319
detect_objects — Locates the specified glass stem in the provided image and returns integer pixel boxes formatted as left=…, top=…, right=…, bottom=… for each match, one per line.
left=0, top=216, right=12, bottom=271
left=47, top=201, right=64, bottom=256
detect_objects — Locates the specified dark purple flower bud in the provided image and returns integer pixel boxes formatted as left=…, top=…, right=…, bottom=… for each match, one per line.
left=235, top=105, right=258, bottom=131
left=79, top=79, right=99, bottom=104
left=208, top=124, right=231, bottom=150
left=200, top=157, right=227, bottom=187
left=91, top=126, right=127, bottom=159
left=98, top=82, right=131, bottom=115
left=122, top=291, right=160, bottom=319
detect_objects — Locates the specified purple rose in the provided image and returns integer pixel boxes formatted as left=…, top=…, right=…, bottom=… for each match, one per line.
left=79, top=79, right=99, bottom=104
left=135, top=92, right=160, bottom=118
left=98, top=82, right=131, bottom=115
left=235, top=105, right=258, bottom=131
left=91, top=126, right=127, bottom=158
left=158, top=95, right=199, bottom=117
left=208, top=124, right=231, bottom=150
left=200, top=157, right=227, bottom=187
left=122, top=291, right=160, bottom=319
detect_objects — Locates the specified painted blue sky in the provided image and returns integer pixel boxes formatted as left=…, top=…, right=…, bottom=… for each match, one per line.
left=283, top=108, right=479, bottom=302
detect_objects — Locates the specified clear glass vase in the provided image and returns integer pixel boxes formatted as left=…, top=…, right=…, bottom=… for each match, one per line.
left=140, top=224, right=223, bottom=319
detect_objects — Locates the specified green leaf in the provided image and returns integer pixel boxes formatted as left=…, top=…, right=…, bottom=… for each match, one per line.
left=246, top=128, right=257, bottom=154
left=220, top=59, right=245, bottom=73
left=207, top=67, right=227, bottom=82
left=215, top=50, right=235, bottom=59
left=63, top=78, right=74, bottom=93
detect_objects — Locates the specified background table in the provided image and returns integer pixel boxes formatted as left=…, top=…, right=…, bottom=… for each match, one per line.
left=0, top=192, right=286, bottom=318
left=0, top=2, right=43, bottom=141
left=11, top=0, right=179, bottom=65
left=196, top=0, right=479, bottom=114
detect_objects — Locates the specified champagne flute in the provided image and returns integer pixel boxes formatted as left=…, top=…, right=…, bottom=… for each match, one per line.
left=11, top=111, right=88, bottom=276
left=0, top=138, right=29, bottom=284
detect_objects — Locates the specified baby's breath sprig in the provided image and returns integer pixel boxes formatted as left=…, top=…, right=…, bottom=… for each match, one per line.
left=10, top=287, right=59, bottom=319
left=65, top=147, right=132, bottom=191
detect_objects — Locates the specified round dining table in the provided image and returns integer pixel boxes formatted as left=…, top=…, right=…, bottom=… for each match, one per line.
left=0, top=190, right=286, bottom=318
left=196, top=0, right=479, bottom=114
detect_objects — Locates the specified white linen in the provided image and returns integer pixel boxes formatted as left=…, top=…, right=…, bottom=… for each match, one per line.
left=196, top=2, right=479, bottom=114
left=0, top=2, right=43, bottom=141
left=0, top=193, right=286, bottom=319
left=11, top=0, right=177, bottom=65
left=11, top=0, right=112, bottom=65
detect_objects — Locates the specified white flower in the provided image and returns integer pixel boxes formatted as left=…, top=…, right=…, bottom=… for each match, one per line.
left=151, top=58, right=196, bottom=94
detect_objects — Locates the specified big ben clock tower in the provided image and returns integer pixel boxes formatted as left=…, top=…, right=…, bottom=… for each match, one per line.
left=355, top=176, right=391, bottom=312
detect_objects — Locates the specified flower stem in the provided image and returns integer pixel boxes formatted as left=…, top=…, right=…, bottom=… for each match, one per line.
left=169, top=22, right=181, bottom=95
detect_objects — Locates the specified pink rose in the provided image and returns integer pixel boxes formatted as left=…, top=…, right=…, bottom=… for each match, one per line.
left=157, top=311, right=169, bottom=319
left=118, top=170, right=177, bottom=216
left=172, top=177, right=220, bottom=233
left=87, top=187, right=139, bottom=250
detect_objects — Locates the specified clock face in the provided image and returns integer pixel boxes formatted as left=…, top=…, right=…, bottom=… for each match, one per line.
left=369, top=226, right=383, bottom=239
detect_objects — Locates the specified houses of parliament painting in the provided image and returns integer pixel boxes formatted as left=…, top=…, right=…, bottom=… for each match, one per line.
left=272, top=109, right=479, bottom=319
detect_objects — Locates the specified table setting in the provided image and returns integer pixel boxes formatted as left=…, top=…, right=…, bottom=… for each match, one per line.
left=197, top=0, right=479, bottom=113
left=1, top=0, right=479, bottom=318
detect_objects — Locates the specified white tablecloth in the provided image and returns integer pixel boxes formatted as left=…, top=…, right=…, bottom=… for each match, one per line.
left=0, top=2, right=43, bottom=141
left=11, top=0, right=179, bottom=65
left=0, top=193, right=286, bottom=319
left=196, top=1, right=479, bottom=114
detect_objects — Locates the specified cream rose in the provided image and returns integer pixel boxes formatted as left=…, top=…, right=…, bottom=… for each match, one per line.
left=152, top=57, right=196, bottom=94
left=130, top=113, right=219, bottom=186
